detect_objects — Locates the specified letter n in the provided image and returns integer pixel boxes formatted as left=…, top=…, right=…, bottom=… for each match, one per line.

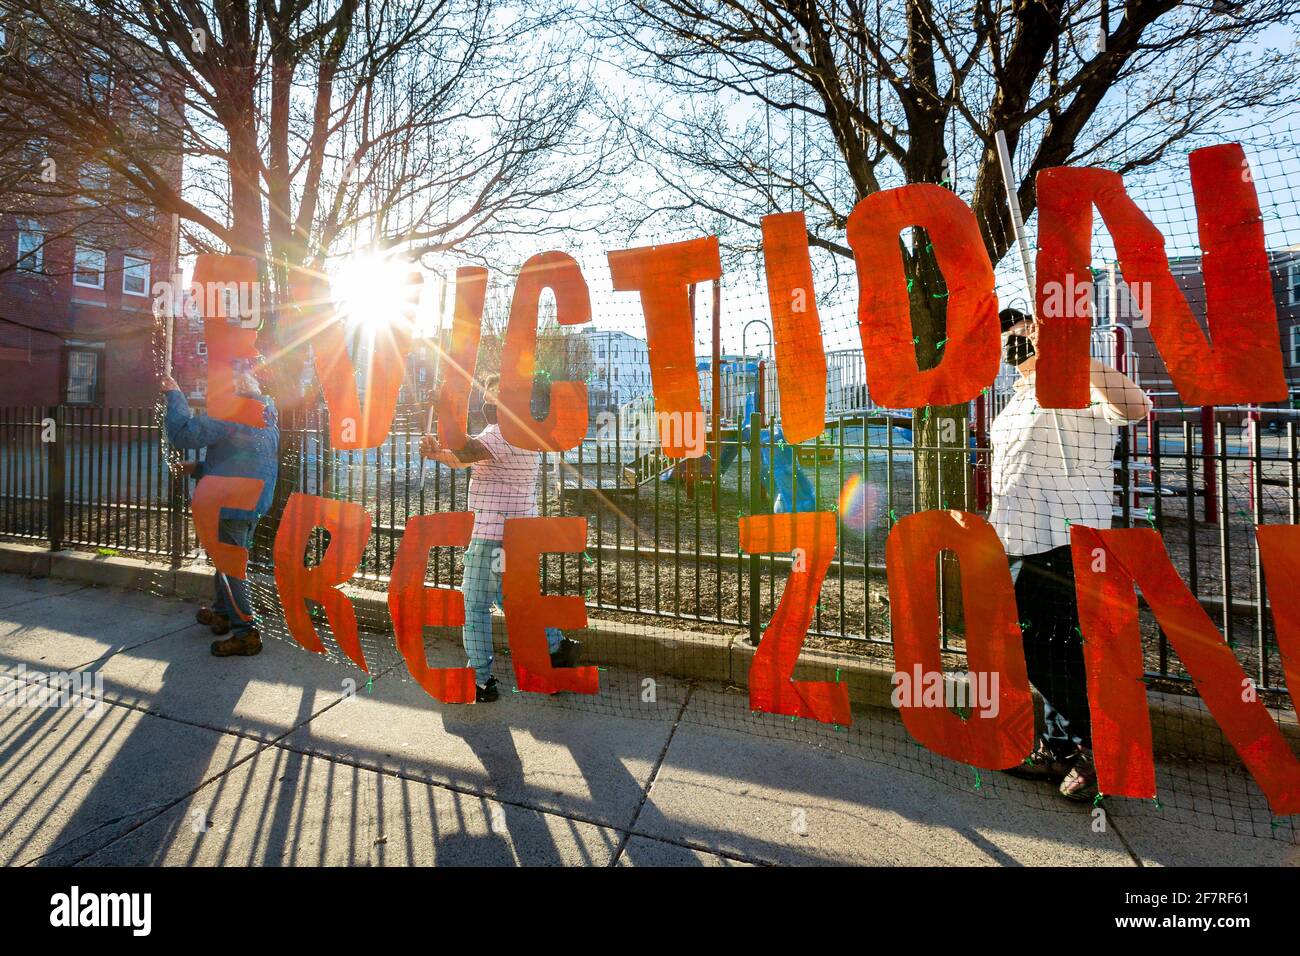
left=1035, top=143, right=1286, bottom=407
left=1071, top=525, right=1300, bottom=814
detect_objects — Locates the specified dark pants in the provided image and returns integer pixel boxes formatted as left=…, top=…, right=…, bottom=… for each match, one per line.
left=213, top=518, right=258, bottom=636
left=1009, top=545, right=1091, bottom=759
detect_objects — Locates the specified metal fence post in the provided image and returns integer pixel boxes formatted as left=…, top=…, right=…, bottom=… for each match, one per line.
left=747, top=411, right=762, bottom=647
left=167, top=459, right=184, bottom=569
left=46, top=405, right=65, bottom=551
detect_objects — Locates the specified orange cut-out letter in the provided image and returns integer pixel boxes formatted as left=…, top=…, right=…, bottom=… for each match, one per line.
left=761, top=212, right=826, bottom=444
left=1035, top=143, right=1285, bottom=408
left=272, top=493, right=373, bottom=671
left=1072, top=526, right=1300, bottom=814
left=190, top=475, right=264, bottom=578
left=885, top=510, right=1033, bottom=769
left=388, top=512, right=477, bottom=704
left=1257, top=525, right=1300, bottom=705
left=607, top=237, right=719, bottom=458
left=738, top=512, right=848, bottom=725
left=501, top=517, right=599, bottom=695
left=845, top=185, right=1000, bottom=409
left=498, top=253, right=590, bottom=451
left=435, top=267, right=489, bottom=451
left=192, top=255, right=265, bottom=428
left=1068, top=526, right=1157, bottom=799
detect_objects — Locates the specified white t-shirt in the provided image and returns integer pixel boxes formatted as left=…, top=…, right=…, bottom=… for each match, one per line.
left=989, top=379, right=1140, bottom=557
left=466, top=424, right=541, bottom=541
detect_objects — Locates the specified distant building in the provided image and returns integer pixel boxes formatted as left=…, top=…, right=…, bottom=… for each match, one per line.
left=1092, top=249, right=1300, bottom=420
left=586, top=329, right=651, bottom=411
left=0, top=20, right=182, bottom=409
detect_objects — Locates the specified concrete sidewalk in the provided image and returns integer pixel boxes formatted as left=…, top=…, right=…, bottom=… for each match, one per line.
left=0, top=571, right=1294, bottom=866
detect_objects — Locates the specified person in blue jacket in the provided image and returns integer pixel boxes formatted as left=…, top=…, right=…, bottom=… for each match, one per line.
left=161, top=361, right=279, bottom=657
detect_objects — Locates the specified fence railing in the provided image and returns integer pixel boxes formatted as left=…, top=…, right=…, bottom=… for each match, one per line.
left=1, top=403, right=1294, bottom=694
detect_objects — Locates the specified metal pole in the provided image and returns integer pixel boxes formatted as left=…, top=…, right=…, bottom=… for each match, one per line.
left=1201, top=405, right=1218, bottom=525
left=747, top=410, right=762, bottom=647
left=994, top=129, right=1035, bottom=314
left=712, top=277, right=721, bottom=512
left=47, top=405, right=65, bottom=552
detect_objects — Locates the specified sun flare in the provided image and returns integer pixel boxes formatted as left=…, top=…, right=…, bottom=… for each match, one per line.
left=330, top=252, right=426, bottom=338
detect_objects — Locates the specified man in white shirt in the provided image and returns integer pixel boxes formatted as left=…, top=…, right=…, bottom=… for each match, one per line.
left=992, top=308, right=1151, bottom=801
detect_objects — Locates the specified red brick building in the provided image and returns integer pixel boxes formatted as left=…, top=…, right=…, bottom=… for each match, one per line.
left=0, top=20, right=182, bottom=410
left=1092, top=249, right=1300, bottom=422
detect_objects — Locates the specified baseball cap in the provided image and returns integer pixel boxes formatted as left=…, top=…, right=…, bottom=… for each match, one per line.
left=999, top=307, right=1031, bottom=333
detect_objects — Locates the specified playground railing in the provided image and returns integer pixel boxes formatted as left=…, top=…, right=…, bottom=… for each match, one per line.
left=0, top=403, right=1295, bottom=693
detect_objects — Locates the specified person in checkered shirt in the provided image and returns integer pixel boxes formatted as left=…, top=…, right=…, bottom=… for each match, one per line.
left=420, top=375, right=581, bottom=702
left=992, top=308, right=1151, bottom=802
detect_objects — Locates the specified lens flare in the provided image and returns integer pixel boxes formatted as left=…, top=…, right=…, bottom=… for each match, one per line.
left=838, top=474, right=881, bottom=534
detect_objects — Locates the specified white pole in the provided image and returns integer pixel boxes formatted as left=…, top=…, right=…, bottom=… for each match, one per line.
left=994, top=129, right=1035, bottom=316
left=165, top=212, right=179, bottom=376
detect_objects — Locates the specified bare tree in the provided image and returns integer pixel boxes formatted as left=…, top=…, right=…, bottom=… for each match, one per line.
left=595, top=0, right=1300, bottom=511
left=0, top=0, right=612, bottom=405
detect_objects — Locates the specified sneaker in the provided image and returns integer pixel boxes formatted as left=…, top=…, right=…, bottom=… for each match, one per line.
left=211, top=630, right=262, bottom=657
left=1002, top=741, right=1072, bottom=783
left=550, top=638, right=581, bottom=669
left=1059, top=748, right=1099, bottom=802
left=476, top=677, right=499, bottom=703
left=197, top=606, right=231, bottom=635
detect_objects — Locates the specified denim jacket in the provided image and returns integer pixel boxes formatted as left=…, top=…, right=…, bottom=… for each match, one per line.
left=164, top=389, right=279, bottom=521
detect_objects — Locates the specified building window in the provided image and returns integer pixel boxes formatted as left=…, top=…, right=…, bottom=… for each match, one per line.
left=65, top=349, right=100, bottom=405
left=73, top=245, right=105, bottom=289
left=1289, top=261, right=1300, bottom=306
left=1292, top=325, right=1300, bottom=366
left=79, top=162, right=111, bottom=204
left=16, top=221, right=43, bottom=273
left=196, top=341, right=207, bottom=357
left=123, top=255, right=150, bottom=296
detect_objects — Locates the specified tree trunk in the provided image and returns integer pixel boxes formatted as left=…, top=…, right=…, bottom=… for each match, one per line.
left=904, top=232, right=972, bottom=634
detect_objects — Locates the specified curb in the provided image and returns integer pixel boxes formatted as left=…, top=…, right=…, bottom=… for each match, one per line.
left=2, top=541, right=1293, bottom=762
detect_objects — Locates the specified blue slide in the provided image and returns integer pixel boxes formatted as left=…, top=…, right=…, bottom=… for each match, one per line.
left=735, top=393, right=817, bottom=513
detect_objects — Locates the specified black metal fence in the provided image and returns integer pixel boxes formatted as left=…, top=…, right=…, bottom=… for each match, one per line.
left=1, top=403, right=1295, bottom=694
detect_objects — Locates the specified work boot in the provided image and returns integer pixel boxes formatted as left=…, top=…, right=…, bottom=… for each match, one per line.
left=1002, top=740, right=1072, bottom=784
left=1059, top=748, right=1099, bottom=802
left=211, top=629, right=262, bottom=657
left=197, top=606, right=231, bottom=635
left=476, top=677, right=500, bottom=703
left=550, top=637, right=582, bottom=669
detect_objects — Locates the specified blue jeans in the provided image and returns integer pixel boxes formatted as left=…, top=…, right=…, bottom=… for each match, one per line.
left=213, top=518, right=258, bottom=636
left=462, top=538, right=563, bottom=685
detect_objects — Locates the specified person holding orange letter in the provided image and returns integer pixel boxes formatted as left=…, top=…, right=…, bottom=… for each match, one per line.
left=991, top=308, right=1150, bottom=801
left=162, top=361, right=279, bottom=658
left=420, top=374, right=579, bottom=701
